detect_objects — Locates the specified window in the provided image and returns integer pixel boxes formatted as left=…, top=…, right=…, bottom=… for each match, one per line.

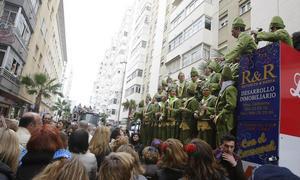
left=124, top=31, right=128, bottom=37
left=40, top=18, right=46, bottom=37
left=113, top=98, right=117, bottom=104
left=166, top=58, right=180, bottom=73
left=239, top=0, right=251, bottom=15
left=16, top=13, right=31, bottom=45
left=135, top=85, right=141, bottom=93
left=219, top=14, right=228, bottom=29
left=111, top=109, right=116, bottom=115
left=182, top=44, right=210, bottom=67
left=0, top=51, right=5, bottom=67
left=170, top=10, right=184, bottom=29
left=169, top=33, right=183, bottom=52
left=203, top=44, right=210, bottom=60
left=137, top=69, right=143, bottom=77
left=125, top=84, right=141, bottom=96
left=1, top=6, right=18, bottom=27
left=205, top=17, right=211, bottom=30
left=141, top=41, right=147, bottom=48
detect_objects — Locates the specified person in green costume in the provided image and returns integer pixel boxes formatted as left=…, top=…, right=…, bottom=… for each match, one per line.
left=177, top=72, right=188, bottom=101
left=194, top=85, right=217, bottom=148
left=143, top=94, right=153, bottom=145
left=179, top=83, right=199, bottom=144
left=189, top=67, right=204, bottom=101
left=213, top=66, right=237, bottom=147
left=204, top=60, right=221, bottom=96
left=150, top=97, right=160, bottom=142
left=156, top=94, right=168, bottom=140
left=251, top=16, right=293, bottom=47
left=217, top=17, right=257, bottom=84
left=166, top=88, right=182, bottom=139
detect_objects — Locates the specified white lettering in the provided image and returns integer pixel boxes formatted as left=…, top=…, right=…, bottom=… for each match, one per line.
left=290, top=73, right=300, bottom=98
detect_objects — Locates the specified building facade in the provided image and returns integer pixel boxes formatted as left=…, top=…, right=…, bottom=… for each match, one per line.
left=0, top=0, right=39, bottom=117
left=18, top=0, right=67, bottom=114
left=159, top=0, right=219, bottom=82
left=91, top=8, right=133, bottom=123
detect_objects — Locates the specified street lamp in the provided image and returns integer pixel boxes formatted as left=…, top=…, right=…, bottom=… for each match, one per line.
left=117, top=60, right=127, bottom=125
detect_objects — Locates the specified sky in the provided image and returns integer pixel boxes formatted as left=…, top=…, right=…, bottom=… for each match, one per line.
left=64, top=0, right=135, bottom=105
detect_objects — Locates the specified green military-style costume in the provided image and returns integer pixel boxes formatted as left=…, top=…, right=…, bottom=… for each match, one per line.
left=143, top=95, right=154, bottom=145
left=177, top=72, right=188, bottom=100
left=224, top=17, right=257, bottom=85
left=166, top=90, right=182, bottom=139
left=179, top=83, right=199, bottom=144
left=189, top=67, right=204, bottom=101
left=196, top=85, right=217, bottom=147
left=156, top=96, right=168, bottom=140
left=256, top=16, right=293, bottom=46
left=225, top=17, right=257, bottom=64
left=215, top=66, right=237, bottom=146
left=205, top=60, right=221, bottom=96
left=151, top=99, right=160, bottom=141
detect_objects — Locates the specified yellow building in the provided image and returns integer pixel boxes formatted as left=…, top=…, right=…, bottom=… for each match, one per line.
left=19, top=0, right=67, bottom=114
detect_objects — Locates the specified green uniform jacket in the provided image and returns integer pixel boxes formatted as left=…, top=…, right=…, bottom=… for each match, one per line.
left=257, top=29, right=293, bottom=47
left=181, top=96, right=199, bottom=129
left=200, top=95, right=217, bottom=119
left=225, top=32, right=257, bottom=63
left=167, top=97, right=182, bottom=119
left=177, top=81, right=188, bottom=99
left=205, top=73, right=221, bottom=95
left=215, top=83, right=237, bottom=145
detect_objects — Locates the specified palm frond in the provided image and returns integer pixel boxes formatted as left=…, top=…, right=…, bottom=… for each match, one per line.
left=34, top=73, right=48, bottom=86
left=21, top=76, right=35, bottom=87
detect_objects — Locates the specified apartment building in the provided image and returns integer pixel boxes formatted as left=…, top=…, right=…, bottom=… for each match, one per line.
left=0, top=0, right=39, bottom=117
left=17, top=0, right=67, bottom=114
left=142, top=0, right=167, bottom=99
left=119, top=0, right=153, bottom=122
left=91, top=8, right=133, bottom=122
left=159, top=0, right=219, bottom=82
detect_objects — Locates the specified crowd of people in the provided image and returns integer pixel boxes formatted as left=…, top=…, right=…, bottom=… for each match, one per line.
left=1, top=16, right=300, bottom=180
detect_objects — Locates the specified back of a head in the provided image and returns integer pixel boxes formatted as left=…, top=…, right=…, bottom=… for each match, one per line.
left=69, top=129, right=89, bottom=154
left=185, top=139, right=225, bottom=180
left=19, top=113, right=35, bottom=128
left=159, top=138, right=187, bottom=169
left=110, top=127, right=121, bottom=140
left=292, top=31, right=300, bottom=51
left=89, top=126, right=110, bottom=155
left=78, top=121, right=89, bottom=130
left=142, top=146, right=159, bottom=165
left=99, top=152, right=134, bottom=180
left=117, top=144, right=145, bottom=175
left=27, top=125, right=63, bottom=153
left=33, top=157, right=89, bottom=180
left=0, top=127, right=20, bottom=172
left=254, top=165, right=300, bottom=180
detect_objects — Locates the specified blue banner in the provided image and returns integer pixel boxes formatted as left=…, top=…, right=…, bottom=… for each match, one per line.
left=236, top=43, right=280, bottom=165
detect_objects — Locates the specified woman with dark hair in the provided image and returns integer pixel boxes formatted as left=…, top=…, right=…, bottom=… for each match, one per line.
left=182, top=139, right=228, bottom=180
left=69, top=129, right=97, bottom=180
left=16, top=125, right=64, bottom=180
left=130, top=133, right=143, bottom=157
left=110, top=127, right=124, bottom=141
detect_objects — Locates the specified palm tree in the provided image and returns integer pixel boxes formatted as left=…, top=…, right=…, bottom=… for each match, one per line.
left=122, top=99, right=137, bottom=128
left=99, top=112, right=108, bottom=125
left=52, top=98, right=71, bottom=120
left=21, top=73, right=63, bottom=112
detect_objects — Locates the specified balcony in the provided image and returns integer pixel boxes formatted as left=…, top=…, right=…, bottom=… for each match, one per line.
left=5, top=0, right=38, bottom=30
left=0, top=23, right=28, bottom=61
left=0, top=67, right=20, bottom=95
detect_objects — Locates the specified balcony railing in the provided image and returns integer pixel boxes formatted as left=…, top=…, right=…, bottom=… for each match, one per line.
left=0, top=67, right=20, bottom=94
left=0, top=67, right=20, bottom=85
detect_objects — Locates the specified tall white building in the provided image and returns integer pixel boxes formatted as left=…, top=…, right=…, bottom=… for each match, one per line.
left=119, top=0, right=154, bottom=122
left=91, top=8, right=133, bottom=122
left=160, top=0, right=219, bottom=81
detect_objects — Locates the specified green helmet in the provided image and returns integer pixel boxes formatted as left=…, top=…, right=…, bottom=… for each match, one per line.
left=187, top=82, right=197, bottom=95
left=232, top=17, right=246, bottom=29
left=161, top=80, right=167, bottom=86
left=221, top=66, right=232, bottom=81
left=208, top=60, right=221, bottom=73
left=190, top=67, right=199, bottom=77
left=270, top=16, right=285, bottom=29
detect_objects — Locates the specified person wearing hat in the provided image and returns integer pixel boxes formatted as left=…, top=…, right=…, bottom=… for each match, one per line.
left=150, top=96, right=160, bottom=143
left=204, top=60, right=222, bottom=96
left=253, top=164, right=300, bottom=180
left=252, top=16, right=293, bottom=47
left=166, top=87, right=182, bottom=139
left=189, top=67, right=204, bottom=101
left=213, top=66, right=237, bottom=146
left=177, top=72, right=188, bottom=100
left=143, top=94, right=154, bottom=145
left=194, top=84, right=217, bottom=147
left=292, top=31, right=300, bottom=51
left=220, top=17, right=257, bottom=64
left=179, top=83, right=199, bottom=143
left=156, top=94, right=168, bottom=140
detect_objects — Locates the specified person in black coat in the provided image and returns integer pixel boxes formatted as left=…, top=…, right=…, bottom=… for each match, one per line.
left=130, top=133, right=144, bottom=157
left=16, top=125, right=64, bottom=180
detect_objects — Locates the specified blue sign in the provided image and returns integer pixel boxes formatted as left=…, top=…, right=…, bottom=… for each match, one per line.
left=236, top=43, right=280, bottom=165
